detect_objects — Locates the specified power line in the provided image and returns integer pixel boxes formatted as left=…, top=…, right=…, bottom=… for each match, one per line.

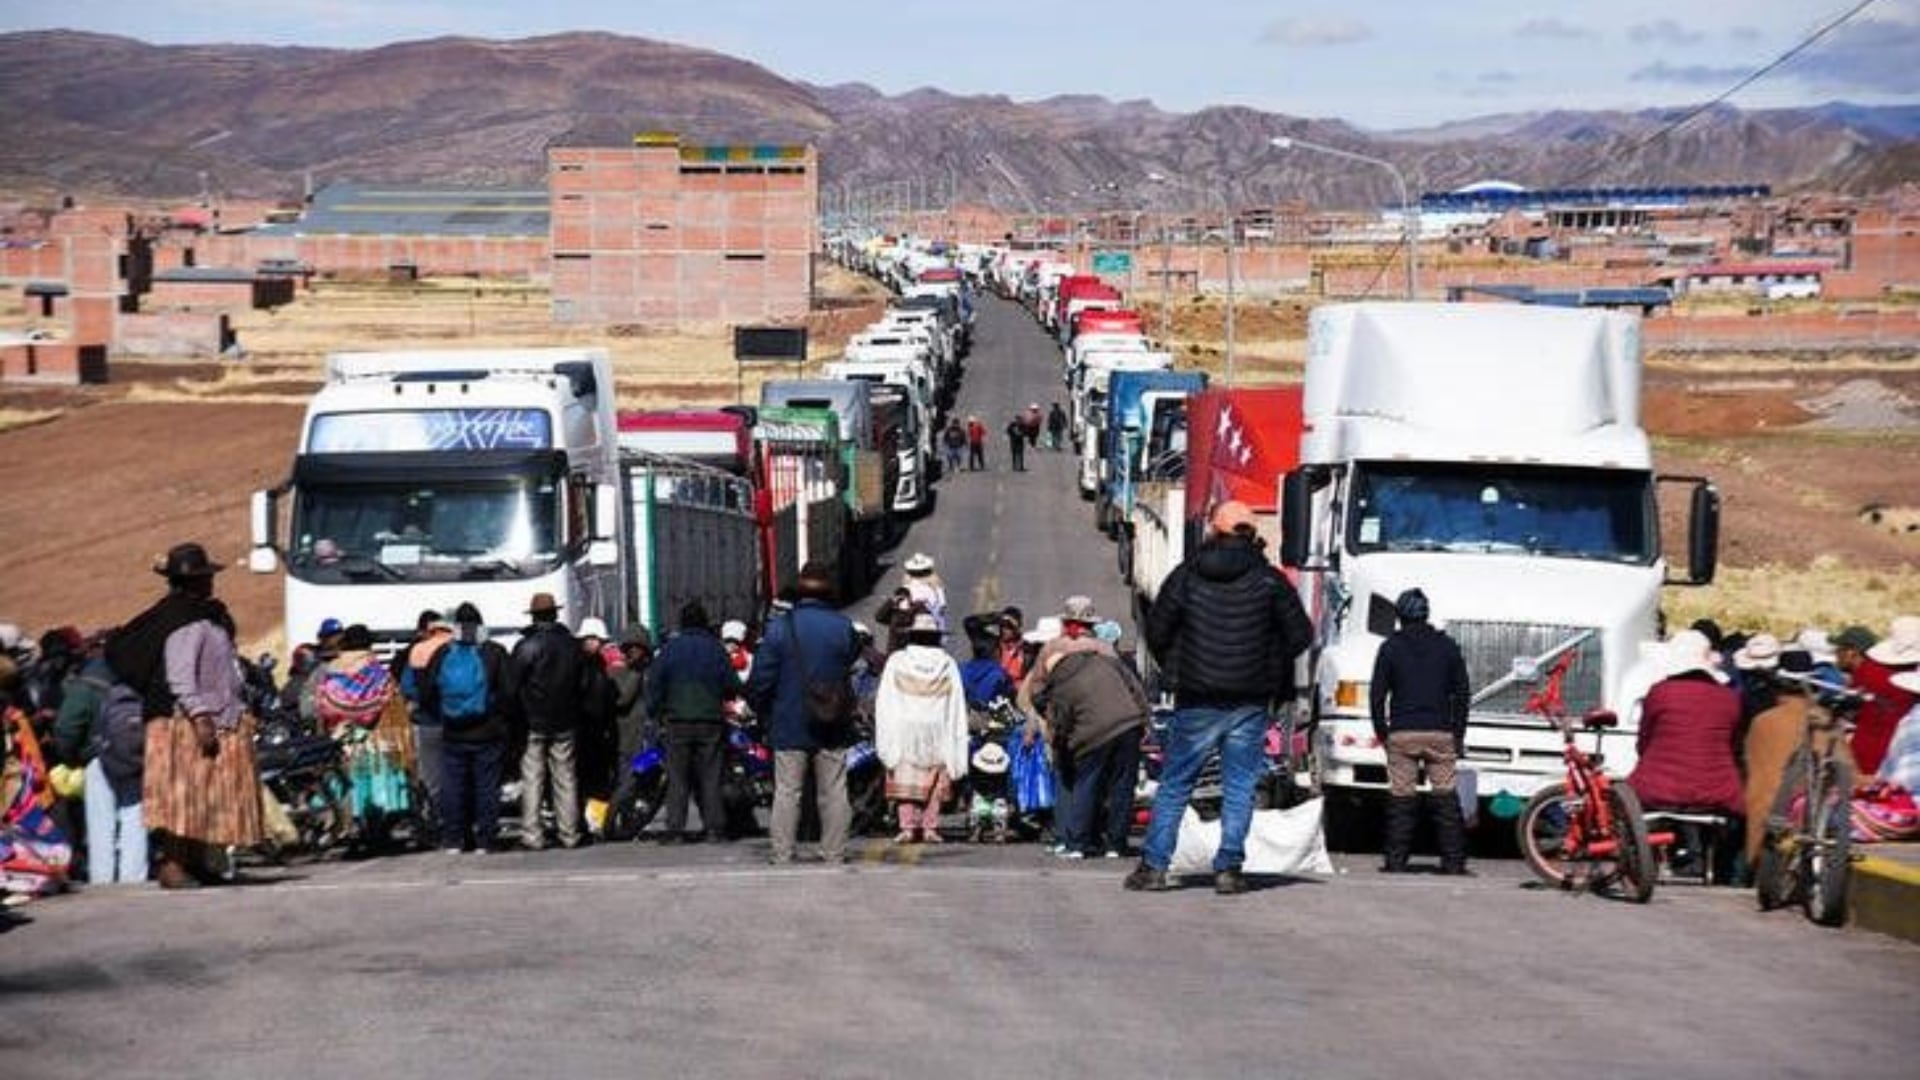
left=1586, top=0, right=1880, bottom=183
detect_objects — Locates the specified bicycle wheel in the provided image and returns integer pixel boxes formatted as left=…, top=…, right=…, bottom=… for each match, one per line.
left=1517, top=781, right=1577, bottom=888
left=1606, top=782, right=1657, bottom=904
left=1756, top=747, right=1812, bottom=911
left=1804, top=757, right=1855, bottom=927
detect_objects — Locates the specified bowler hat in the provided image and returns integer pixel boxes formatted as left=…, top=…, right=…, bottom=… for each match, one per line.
left=154, top=542, right=223, bottom=579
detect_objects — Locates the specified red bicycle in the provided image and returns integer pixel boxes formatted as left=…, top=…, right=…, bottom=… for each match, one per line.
left=1514, top=652, right=1672, bottom=903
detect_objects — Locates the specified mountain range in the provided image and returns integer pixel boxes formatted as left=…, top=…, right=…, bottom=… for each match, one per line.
left=0, top=30, right=1913, bottom=210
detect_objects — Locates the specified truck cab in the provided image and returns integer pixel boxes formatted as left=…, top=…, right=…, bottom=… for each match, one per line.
left=1097, top=370, right=1207, bottom=533
left=1276, top=304, right=1719, bottom=813
left=250, top=348, right=623, bottom=651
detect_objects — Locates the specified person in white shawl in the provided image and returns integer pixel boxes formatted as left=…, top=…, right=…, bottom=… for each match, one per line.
left=876, top=613, right=970, bottom=843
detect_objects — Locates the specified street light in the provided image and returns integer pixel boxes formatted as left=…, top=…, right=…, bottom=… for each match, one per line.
left=1147, top=171, right=1236, bottom=385
left=1269, top=135, right=1417, bottom=299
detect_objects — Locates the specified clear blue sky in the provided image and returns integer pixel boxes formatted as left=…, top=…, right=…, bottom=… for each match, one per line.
left=1, top=0, right=1913, bottom=128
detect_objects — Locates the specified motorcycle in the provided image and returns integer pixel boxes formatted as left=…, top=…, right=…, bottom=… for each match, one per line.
left=606, top=713, right=886, bottom=841
left=245, top=656, right=355, bottom=859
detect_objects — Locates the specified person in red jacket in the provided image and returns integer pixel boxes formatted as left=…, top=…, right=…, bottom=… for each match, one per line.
left=1627, top=630, right=1745, bottom=817
left=1851, top=616, right=1920, bottom=775
left=965, top=415, right=987, bottom=472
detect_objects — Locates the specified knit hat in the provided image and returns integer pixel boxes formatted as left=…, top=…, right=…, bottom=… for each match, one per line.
left=1209, top=500, right=1256, bottom=536
left=1395, top=588, right=1431, bottom=624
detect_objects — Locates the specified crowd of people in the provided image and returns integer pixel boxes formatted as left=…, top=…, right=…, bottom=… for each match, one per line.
left=6, top=516, right=1920, bottom=908
left=940, top=401, right=1068, bottom=475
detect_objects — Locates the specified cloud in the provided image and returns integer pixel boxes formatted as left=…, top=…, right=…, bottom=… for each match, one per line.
left=1728, top=25, right=1764, bottom=44
left=1784, top=14, right=1920, bottom=95
left=1515, top=17, right=1596, bottom=40
left=1630, top=61, right=1752, bottom=86
left=1628, top=19, right=1705, bottom=47
left=1258, top=16, right=1372, bottom=47
left=1477, top=70, right=1516, bottom=84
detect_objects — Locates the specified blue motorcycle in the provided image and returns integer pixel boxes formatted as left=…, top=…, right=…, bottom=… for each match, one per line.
left=606, top=719, right=886, bottom=840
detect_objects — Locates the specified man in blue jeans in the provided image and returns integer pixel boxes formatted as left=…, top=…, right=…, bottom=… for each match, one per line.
left=1127, top=500, right=1313, bottom=894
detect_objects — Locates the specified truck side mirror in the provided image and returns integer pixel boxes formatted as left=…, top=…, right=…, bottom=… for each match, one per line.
left=1687, top=482, right=1720, bottom=585
left=1279, top=469, right=1313, bottom=569
left=588, top=482, right=621, bottom=567
left=248, top=487, right=280, bottom=574
left=1657, top=475, right=1719, bottom=586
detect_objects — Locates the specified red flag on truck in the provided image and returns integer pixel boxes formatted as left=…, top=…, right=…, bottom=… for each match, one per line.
left=1183, top=387, right=1305, bottom=523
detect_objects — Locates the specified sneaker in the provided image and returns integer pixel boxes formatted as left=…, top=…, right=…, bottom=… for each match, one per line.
left=1102, top=849, right=1124, bottom=860
left=1215, top=868, right=1250, bottom=896
left=1051, top=848, right=1084, bottom=860
left=441, top=847, right=462, bottom=855
left=1123, top=862, right=1170, bottom=892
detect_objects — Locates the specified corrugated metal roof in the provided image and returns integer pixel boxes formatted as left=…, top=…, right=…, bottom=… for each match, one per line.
left=250, top=182, right=549, bottom=238
left=154, top=267, right=259, bottom=283
left=1688, top=261, right=1829, bottom=277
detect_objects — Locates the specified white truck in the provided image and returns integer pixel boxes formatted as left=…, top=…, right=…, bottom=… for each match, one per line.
left=249, top=348, right=625, bottom=649
left=1276, top=303, right=1719, bottom=830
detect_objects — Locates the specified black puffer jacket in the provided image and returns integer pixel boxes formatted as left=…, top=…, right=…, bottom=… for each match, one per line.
left=1145, top=535, right=1313, bottom=708
left=509, top=621, right=588, bottom=736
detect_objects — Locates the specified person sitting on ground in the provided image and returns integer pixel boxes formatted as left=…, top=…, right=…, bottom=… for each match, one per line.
left=1744, top=649, right=1817, bottom=871
left=1852, top=616, right=1920, bottom=776
left=1628, top=629, right=1745, bottom=821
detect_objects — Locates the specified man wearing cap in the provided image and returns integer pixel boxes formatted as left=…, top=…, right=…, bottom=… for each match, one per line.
left=1370, top=588, right=1474, bottom=875
left=509, top=592, right=590, bottom=849
left=421, top=602, right=514, bottom=853
left=1129, top=501, right=1313, bottom=895
left=749, top=561, right=861, bottom=863
left=645, top=602, right=738, bottom=844
left=398, top=609, right=455, bottom=808
left=1833, top=625, right=1876, bottom=680
left=106, top=542, right=264, bottom=888
left=1853, top=615, right=1920, bottom=775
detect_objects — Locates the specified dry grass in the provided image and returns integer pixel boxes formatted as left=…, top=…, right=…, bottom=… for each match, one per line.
left=0, top=406, right=64, bottom=433
left=1665, top=559, right=1920, bottom=637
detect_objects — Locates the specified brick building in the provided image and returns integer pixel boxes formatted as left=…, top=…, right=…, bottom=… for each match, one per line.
left=548, top=135, right=818, bottom=327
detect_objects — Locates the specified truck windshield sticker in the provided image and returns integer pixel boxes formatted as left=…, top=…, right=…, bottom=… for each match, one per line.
left=1359, top=517, right=1381, bottom=544
left=310, top=409, right=552, bottom=452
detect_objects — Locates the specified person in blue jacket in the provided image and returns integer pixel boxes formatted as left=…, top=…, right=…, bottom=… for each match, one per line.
left=748, top=561, right=860, bottom=864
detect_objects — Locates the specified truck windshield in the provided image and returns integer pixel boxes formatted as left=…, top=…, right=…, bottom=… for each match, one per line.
left=289, top=467, right=564, bottom=583
left=1347, top=462, right=1655, bottom=564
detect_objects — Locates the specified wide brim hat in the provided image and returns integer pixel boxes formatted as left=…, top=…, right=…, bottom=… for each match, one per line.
left=1733, top=632, right=1783, bottom=672
left=577, top=617, right=610, bottom=642
left=908, top=612, right=943, bottom=635
left=154, top=542, right=224, bottom=578
left=971, top=742, right=1011, bottom=775
left=1867, top=615, right=1920, bottom=666
left=1892, top=669, right=1920, bottom=695
left=1058, top=595, right=1098, bottom=625
left=527, top=592, right=563, bottom=615
left=1665, top=629, right=1729, bottom=683
left=903, top=553, right=936, bottom=576
left=1793, top=628, right=1836, bottom=664
left=1023, top=616, right=1064, bottom=645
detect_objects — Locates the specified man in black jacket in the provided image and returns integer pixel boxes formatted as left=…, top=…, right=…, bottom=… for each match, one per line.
left=645, top=602, right=738, bottom=844
left=1128, top=501, right=1313, bottom=894
left=1370, top=588, right=1473, bottom=875
left=510, top=592, right=589, bottom=849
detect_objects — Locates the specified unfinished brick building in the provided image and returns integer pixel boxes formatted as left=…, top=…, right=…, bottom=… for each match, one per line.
left=548, top=135, right=818, bottom=327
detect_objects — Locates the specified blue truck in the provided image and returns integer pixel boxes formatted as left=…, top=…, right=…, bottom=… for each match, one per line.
left=1094, top=369, right=1207, bottom=536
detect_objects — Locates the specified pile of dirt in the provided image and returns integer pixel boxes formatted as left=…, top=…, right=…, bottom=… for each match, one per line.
left=1797, top=378, right=1919, bottom=431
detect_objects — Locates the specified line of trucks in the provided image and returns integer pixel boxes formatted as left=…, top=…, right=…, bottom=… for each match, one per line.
left=246, top=240, right=977, bottom=655
left=994, top=247, right=1722, bottom=832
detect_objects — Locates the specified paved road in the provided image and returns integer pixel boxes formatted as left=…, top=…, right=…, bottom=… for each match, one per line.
left=6, top=297, right=1918, bottom=1080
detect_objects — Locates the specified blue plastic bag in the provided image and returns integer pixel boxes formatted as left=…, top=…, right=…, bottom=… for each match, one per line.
left=1011, top=737, right=1056, bottom=813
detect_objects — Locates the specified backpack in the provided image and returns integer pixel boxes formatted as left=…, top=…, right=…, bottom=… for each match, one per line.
left=315, top=662, right=393, bottom=730
left=436, top=642, right=490, bottom=727
left=91, top=682, right=149, bottom=788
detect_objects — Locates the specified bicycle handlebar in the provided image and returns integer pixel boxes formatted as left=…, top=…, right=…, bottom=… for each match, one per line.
left=1770, top=669, right=1874, bottom=704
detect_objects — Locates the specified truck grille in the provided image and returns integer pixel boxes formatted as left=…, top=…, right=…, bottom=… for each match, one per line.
left=1451, top=621, right=1604, bottom=721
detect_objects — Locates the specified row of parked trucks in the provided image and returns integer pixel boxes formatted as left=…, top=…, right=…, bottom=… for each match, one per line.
left=248, top=240, right=977, bottom=652
left=991, top=247, right=1723, bottom=831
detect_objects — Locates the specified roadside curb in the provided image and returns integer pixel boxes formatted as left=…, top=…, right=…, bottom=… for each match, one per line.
left=1849, top=855, right=1920, bottom=944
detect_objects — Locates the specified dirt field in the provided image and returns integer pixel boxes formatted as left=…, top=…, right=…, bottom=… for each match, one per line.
left=2, top=281, right=1917, bottom=654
